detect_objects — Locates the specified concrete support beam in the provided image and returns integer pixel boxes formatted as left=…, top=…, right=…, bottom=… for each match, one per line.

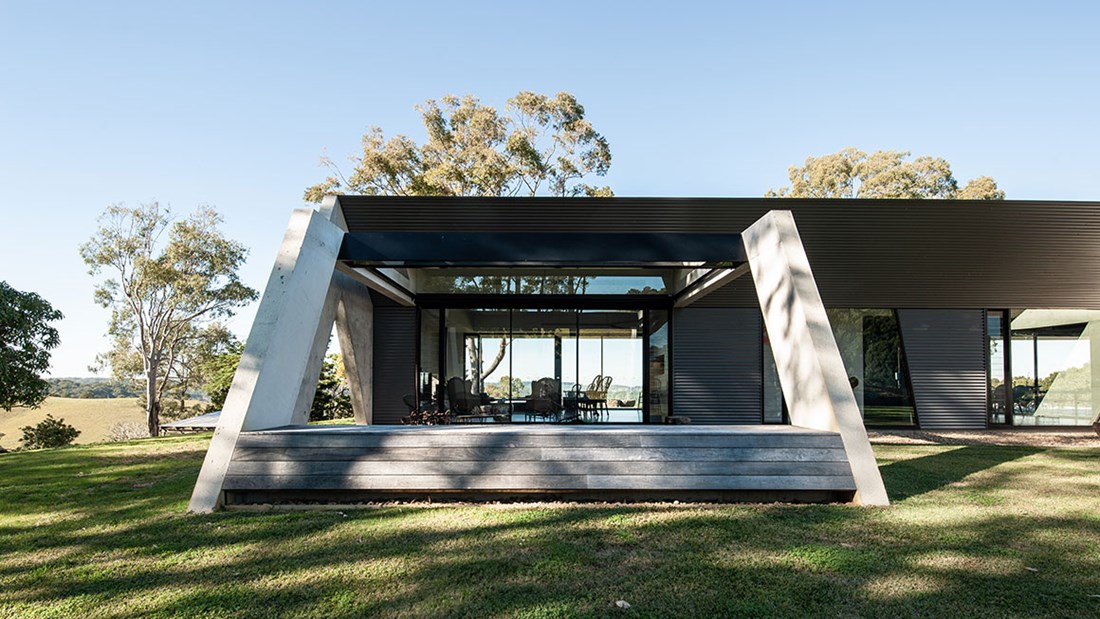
left=189, top=208, right=345, bottom=513
left=335, top=270, right=374, bottom=424
left=743, top=210, right=889, bottom=506
left=674, top=264, right=750, bottom=308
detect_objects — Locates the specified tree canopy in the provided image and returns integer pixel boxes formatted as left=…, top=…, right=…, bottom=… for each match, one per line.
left=766, top=148, right=1005, bottom=200
left=80, top=202, right=257, bottom=436
left=305, top=91, right=612, bottom=201
left=306, top=91, right=614, bottom=382
left=0, top=281, right=63, bottom=411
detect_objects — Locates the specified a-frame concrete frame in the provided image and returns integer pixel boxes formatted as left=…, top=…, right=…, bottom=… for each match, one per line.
left=190, top=198, right=382, bottom=512
left=189, top=202, right=888, bottom=512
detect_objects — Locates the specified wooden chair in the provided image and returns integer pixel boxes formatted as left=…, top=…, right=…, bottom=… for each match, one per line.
left=526, top=377, right=562, bottom=421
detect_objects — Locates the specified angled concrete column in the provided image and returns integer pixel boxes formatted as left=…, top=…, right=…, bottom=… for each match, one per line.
left=189, top=208, right=345, bottom=513
left=334, top=270, right=374, bottom=424
left=743, top=210, right=889, bottom=506
left=290, top=275, right=340, bottom=426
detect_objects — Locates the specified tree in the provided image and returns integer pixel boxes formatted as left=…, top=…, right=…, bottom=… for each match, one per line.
left=0, top=281, right=63, bottom=411
left=306, top=91, right=615, bottom=380
left=305, top=91, right=612, bottom=201
left=766, top=148, right=1005, bottom=199
left=200, top=340, right=244, bottom=410
left=80, top=202, right=257, bottom=436
left=310, top=354, right=352, bottom=422
left=161, top=323, right=237, bottom=420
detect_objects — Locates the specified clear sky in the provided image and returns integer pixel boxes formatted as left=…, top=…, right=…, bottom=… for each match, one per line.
left=2, top=1, right=1098, bottom=377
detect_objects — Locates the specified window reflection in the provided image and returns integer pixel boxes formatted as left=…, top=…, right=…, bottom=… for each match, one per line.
left=1008, top=310, right=1100, bottom=426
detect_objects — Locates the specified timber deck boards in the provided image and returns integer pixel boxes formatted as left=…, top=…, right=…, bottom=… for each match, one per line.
left=224, top=425, right=857, bottom=503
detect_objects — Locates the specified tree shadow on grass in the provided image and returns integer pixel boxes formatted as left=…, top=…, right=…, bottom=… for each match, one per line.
left=879, top=445, right=1042, bottom=501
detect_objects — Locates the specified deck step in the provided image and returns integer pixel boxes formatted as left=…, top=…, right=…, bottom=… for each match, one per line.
left=224, top=425, right=857, bottom=502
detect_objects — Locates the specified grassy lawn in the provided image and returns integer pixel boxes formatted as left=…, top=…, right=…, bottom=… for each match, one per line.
left=0, top=436, right=1098, bottom=617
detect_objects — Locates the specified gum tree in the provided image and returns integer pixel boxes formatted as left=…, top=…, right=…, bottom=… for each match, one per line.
left=766, top=148, right=1005, bottom=199
left=305, top=90, right=614, bottom=380
left=80, top=203, right=257, bottom=436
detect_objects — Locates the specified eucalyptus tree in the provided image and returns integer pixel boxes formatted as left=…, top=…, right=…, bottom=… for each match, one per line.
left=766, top=148, right=1005, bottom=199
left=306, top=91, right=614, bottom=380
left=80, top=203, right=257, bottom=436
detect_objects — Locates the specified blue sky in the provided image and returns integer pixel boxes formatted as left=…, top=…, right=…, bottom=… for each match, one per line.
left=1, top=1, right=1098, bottom=376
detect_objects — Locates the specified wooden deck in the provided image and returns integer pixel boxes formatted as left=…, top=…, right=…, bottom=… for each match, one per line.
left=223, top=425, right=857, bottom=505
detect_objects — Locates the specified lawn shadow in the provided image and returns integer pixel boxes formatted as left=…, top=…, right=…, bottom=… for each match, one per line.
left=879, top=444, right=1042, bottom=501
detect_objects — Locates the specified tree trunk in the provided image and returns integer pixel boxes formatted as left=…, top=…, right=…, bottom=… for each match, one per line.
left=481, top=338, right=509, bottom=381
left=145, top=367, right=160, bottom=437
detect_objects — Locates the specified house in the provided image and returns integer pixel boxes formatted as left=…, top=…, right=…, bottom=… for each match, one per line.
left=189, top=196, right=1100, bottom=512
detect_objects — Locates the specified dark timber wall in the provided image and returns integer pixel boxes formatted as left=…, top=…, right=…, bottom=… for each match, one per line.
left=340, top=196, right=1100, bottom=309
left=372, top=305, right=416, bottom=425
left=672, top=308, right=762, bottom=423
left=898, top=309, right=989, bottom=430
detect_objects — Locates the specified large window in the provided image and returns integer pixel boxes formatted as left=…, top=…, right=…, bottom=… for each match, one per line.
left=432, top=306, right=648, bottom=423
left=765, top=309, right=916, bottom=426
left=1006, top=310, right=1100, bottom=426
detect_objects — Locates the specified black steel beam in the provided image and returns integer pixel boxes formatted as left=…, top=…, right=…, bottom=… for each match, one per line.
left=339, top=231, right=745, bottom=267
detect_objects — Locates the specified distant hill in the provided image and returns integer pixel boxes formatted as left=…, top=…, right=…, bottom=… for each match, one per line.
left=47, top=378, right=141, bottom=399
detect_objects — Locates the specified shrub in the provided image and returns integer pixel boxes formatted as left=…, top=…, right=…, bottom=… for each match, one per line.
left=107, top=421, right=148, bottom=442
left=19, top=414, right=80, bottom=449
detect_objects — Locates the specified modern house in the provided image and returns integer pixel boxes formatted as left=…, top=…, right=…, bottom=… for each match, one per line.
left=189, top=197, right=1100, bottom=512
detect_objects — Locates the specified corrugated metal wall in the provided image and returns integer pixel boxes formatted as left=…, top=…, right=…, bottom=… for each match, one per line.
left=672, top=308, right=762, bottom=423
left=340, top=196, right=1100, bottom=309
left=897, top=309, right=989, bottom=430
left=372, top=305, right=417, bottom=425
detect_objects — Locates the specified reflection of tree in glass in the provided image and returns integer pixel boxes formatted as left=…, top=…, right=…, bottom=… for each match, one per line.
left=484, top=375, right=525, bottom=400
left=627, top=285, right=667, bottom=295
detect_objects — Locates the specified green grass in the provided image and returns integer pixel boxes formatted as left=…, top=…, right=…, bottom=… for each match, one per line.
left=1, top=437, right=1098, bottom=618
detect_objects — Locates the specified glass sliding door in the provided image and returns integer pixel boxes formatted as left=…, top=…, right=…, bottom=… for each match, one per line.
left=1009, top=309, right=1100, bottom=426
left=579, top=309, right=644, bottom=422
left=432, top=305, right=649, bottom=423
left=988, top=310, right=1009, bottom=424
left=648, top=310, right=670, bottom=423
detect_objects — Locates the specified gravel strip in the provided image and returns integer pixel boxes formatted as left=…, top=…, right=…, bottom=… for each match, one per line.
left=869, top=428, right=1100, bottom=448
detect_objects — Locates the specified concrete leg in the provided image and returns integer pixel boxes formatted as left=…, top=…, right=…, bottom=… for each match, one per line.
left=290, top=276, right=340, bottom=425
left=334, top=270, right=374, bottom=424
left=743, top=210, right=890, bottom=506
left=188, top=208, right=345, bottom=513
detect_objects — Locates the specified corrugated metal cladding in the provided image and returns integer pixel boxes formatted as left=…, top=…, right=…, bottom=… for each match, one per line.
left=337, top=196, right=1100, bottom=309
left=897, top=309, right=989, bottom=430
left=372, top=307, right=416, bottom=425
left=672, top=308, right=762, bottom=423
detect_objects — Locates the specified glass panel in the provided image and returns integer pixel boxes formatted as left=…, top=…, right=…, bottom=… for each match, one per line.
left=828, top=309, right=916, bottom=427
left=418, top=308, right=441, bottom=409
left=648, top=310, right=670, bottom=422
left=988, top=311, right=1008, bottom=424
left=762, top=328, right=784, bottom=423
left=1009, top=310, right=1100, bottom=426
left=417, top=268, right=673, bottom=295
left=444, top=308, right=509, bottom=417
left=579, top=309, right=644, bottom=423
